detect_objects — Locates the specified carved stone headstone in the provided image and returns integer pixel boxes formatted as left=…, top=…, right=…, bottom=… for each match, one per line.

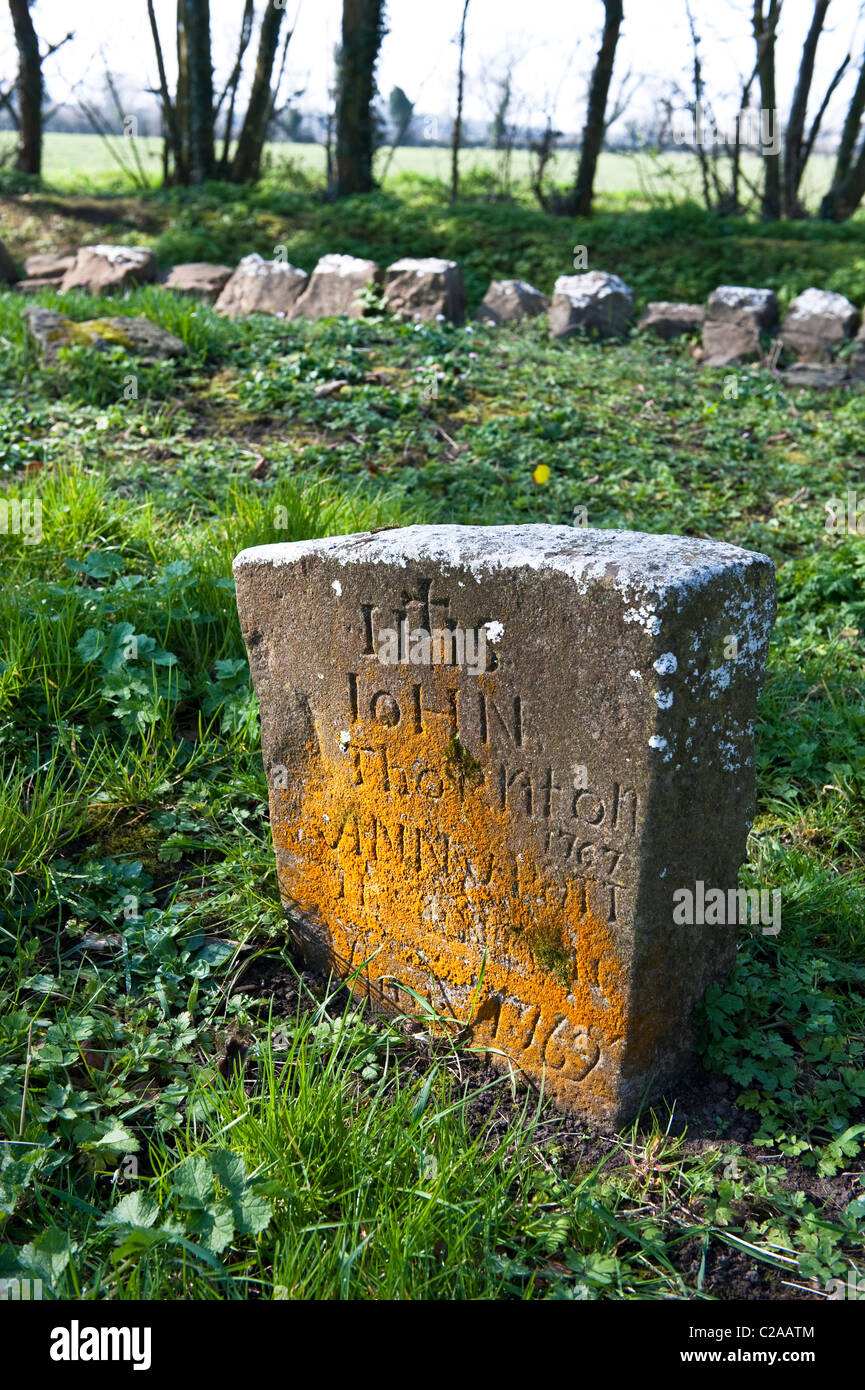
left=234, top=525, right=775, bottom=1126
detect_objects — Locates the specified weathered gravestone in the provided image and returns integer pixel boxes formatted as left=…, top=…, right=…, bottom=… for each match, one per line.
left=234, top=525, right=775, bottom=1126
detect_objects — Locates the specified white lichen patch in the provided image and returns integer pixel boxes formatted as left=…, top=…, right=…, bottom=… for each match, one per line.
left=653, top=652, right=678, bottom=675
left=648, top=734, right=670, bottom=757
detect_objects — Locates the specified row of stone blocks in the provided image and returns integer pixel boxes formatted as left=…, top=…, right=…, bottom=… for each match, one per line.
left=6, top=242, right=862, bottom=382
left=4, top=244, right=472, bottom=325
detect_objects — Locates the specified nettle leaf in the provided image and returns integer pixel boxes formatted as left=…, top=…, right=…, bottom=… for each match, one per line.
left=233, top=1189, right=272, bottom=1238
left=211, top=1149, right=248, bottom=1198
left=211, top=1150, right=272, bottom=1238
left=18, top=1226, right=72, bottom=1286
left=102, top=1191, right=160, bottom=1229
left=185, top=1200, right=235, bottom=1254
left=0, top=1148, right=45, bottom=1218
left=91, top=1125, right=140, bottom=1153
left=173, top=1155, right=215, bottom=1209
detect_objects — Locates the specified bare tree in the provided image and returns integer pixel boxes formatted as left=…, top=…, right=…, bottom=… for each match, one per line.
left=820, top=40, right=865, bottom=219
left=232, top=0, right=289, bottom=181
left=335, top=0, right=387, bottom=196
left=5, top=2, right=74, bottom=177
left=176, top=0, right=214, bottom=184
left=147, top=0, right=182, bottom=181
left=450, top=0, right=470, bottom=203
left=147, top=0, right=293, bottom=187
left=783, top=0, right=831, bottom=216
left=215, top=0, right=255, bottom=174
left=752, top=0, right=783, bottom=219
left=8, top=0, right=41, bottom=174
left=566, top=0, right=624, bottom=217
left=684, top=0, right=714, bottom=211
left=529, top=36, right=580, bottom=211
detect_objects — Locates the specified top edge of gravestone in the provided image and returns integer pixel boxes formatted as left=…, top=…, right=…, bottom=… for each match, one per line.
left=233, top=525, right=773, bottom=597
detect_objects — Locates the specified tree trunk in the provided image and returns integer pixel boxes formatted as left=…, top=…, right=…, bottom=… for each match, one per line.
left=569, top=0, right=624, bottom=217
left=335, top=0, right=387, bottom=197
left=217, top=0, right=254, bottom=174
left=8, top=0, right=42, bottom=176
left=783, top=0, right=831, bottom=217
left=752, top=0, right=782, bottom=220
left=177, top=0, right=214, bottom=185
left=147, top=0, right=182, bottom=183
left=231, top=1, right=286, bottom=182
left=450, top=0, right=470, bottom=204
left=820, top=45, right=865, bottom=219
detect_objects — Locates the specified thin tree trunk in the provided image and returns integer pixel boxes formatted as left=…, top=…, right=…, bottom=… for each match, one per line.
left=8, top=0, right=42, bottom=176
left=217, top=0, right=255, bottom=174
left=147, top=0, right=182, bottom=182
left=826, top=142, right=865, bottom=220
left=569, top=0, right=624, bottom=217
left=178, top=0, right=214, bottom=185
left=731, top=65, right=758, bottom=213
left=231, top=1, right=286, bottom=182
left=335, top=0, right=386, bottom=196
left=752, top=0, right=782, bottom=220
left=783, top=0, right=831, bottom=217
left=802, top=51, right=850, bottom=168
left=685, top=0, right=713, bottom=211
left=450, top=0, right=470, bottom=204
left=820, top=43, right=865, bottom=217
left=175, top=2, right=190, bottom=183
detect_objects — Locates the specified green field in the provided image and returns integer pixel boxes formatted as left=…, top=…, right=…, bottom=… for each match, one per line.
left=0, top=131, right=838, bottom=209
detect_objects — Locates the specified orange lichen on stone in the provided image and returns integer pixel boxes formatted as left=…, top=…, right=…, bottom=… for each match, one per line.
left=270, top=665, right=629, bottom=1114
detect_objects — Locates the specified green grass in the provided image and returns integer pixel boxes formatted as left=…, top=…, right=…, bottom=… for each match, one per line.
left=0, top=133, right=838, bottom=212
left=0, top=199, right=864, bottom=1299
